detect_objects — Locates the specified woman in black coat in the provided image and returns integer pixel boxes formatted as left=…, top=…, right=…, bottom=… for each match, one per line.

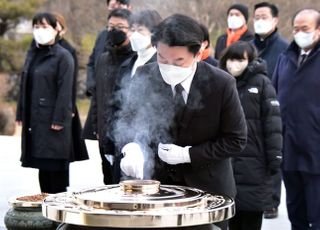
left=54, top=13, right=89, bottom=163
left=219, top=41, right=282, bottom=230
left=16, top=13, right=74, bottom=193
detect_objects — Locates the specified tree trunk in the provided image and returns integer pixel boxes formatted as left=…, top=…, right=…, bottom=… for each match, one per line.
left=0, top=20, right=8, bottom=37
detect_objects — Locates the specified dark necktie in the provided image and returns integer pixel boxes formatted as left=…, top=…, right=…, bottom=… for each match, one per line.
left=174, top=84, right=185, bottom=113
left=170, top=84, right=185, bottom=140
left=298, top=54, right=308, bottom=67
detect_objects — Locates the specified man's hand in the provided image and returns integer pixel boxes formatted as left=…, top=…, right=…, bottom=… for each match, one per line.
left=158, top=143, right=191, bottom=165
left=120, top=142, right=144, bottom=179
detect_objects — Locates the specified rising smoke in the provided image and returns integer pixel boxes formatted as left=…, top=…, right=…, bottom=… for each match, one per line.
left=110, top=66, right=176, bottom=178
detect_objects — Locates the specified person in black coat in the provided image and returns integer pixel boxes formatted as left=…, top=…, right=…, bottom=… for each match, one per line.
left=90, top=9, right=135, bottom=185
left=114, top=14, right=247, bottom=230
left=54, top=13, right=89, bottom=163
left=252, top=2, right=289, bottom=79
left=16, top=13, right=74, bottom=193
left=121, top=10, right=162, bottom=78
left=219, top=41, right=282, bottom=230
left=272, top=9, right=320, bottom=230
left=86, top=0, right=132, bottom=96
left=82, top=0, right=132, bottom=140
left=251, top=2, right=288, bottom=219
left=97, top=10, right=162, bottom=184
left=214, top=4, right=254, bottom=59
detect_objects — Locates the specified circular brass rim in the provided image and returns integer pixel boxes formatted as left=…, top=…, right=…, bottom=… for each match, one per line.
left=120, top=180, right=160, bottom=194
left=9, top=196, right=43, bottom=209
left=42, top=183, right=235, bottom=228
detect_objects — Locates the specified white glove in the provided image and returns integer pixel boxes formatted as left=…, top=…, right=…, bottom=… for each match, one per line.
left=158, top=143, right=191, bottom=165
left=120, top=142, right=144, bottom=179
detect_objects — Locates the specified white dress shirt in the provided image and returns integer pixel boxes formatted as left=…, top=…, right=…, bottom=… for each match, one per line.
left=131, top=47, right=156, bottom=77
left=171, top=63, right=197, bottom=103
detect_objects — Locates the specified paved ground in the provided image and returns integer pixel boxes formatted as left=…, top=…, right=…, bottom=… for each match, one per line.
left=0, top=135, right=291, bottom=229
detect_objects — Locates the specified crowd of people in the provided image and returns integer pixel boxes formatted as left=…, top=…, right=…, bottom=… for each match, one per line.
left=15, top=0, right=320, bottom=229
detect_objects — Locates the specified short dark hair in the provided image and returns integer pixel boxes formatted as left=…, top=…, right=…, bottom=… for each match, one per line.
left=32, top=12, right=57, bottom=28
left=219, top=41, right=257, bottom=70
left=107, top=0, right=130, bottom=5
left=254, top=2, right=279, bottom=17
left=129, top=10, right=162, bottom=32
left=199, top=23, right=210, bottom=49
left=152, top=14, right=203, bottom=55
left=107, top=9, right=131, bottom=21
left=292, top=8, right=320, bottom=27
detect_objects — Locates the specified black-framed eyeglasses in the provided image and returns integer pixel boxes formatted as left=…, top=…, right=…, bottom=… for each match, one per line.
left=106, top=25, right=129, bottom=31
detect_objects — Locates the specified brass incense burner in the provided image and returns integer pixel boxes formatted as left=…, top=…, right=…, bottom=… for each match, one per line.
left=42, top=180, right=235, bottom=228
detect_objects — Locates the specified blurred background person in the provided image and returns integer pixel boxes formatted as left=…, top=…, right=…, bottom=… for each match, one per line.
left=83, top=0, right=132, bottom=140
left=103, top=9, right=162, bottom=183
left=215, top=3, right=254, bottom=59
left=107, top=0, right=132, bottom=11
left=219, top=41, right=282, bottom=230
left=119, top=10, right=162, bottom=78
left=54, top=13, right=89, bottom=163
left=90, top=9, right=134, bottom=184
left=199, top=23, right=218, bottom=66
left=272, top=8, right=320, bottom=229
left=252, top=2, right=288, bottom=79
left=252, top=2, right=288, bottom=219
left=16, top=12, right=74, bottom=193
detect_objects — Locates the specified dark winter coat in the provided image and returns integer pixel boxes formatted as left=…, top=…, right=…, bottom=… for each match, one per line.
left=95, top=52, right=156, bottom=183
left=91, top=44, right=135, bottom=149
left=117, top=52, right=157, bottom=83
left=82, top=30, right=108, bottom=140
left=203, top=56, right=218, bottom=67
left=86, top=29, right=108, bottom=96
left=114, top=61, right=247, bottom=197
left=58, top=38, right=89, bottom=162
left=253, top=29, right=289, bottom=78
left=214, top=29, right=254, bottom=59
left=272, top=41, right=320, bottom=174
left=16, top=42, right=74, bottom=164
left=232, top=59, right=282, bottom=211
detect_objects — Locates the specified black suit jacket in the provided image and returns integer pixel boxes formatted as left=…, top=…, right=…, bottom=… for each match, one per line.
left=117, top=61, right=247, bottom=197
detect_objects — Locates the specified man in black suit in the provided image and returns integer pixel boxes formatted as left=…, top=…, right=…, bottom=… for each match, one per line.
left=115, top=14, right=247, bottom=230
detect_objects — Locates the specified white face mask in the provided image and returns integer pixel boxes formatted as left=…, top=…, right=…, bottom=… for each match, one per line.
left=227, top=16, right=245, bottom=30
left=294, top=31, right=317, bottom=49
left=254, top=19, right=274, bottom=35
left=226, top=59, right=248, bottom=77
left=33, top=27, right=57, bottom=45
left=129, top=31, right=151, bottom=52
left=159, top=62, right=197, bottom=86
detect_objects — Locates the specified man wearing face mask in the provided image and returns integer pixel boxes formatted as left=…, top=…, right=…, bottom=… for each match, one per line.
left=215, top=4, right=254, bottom=59
left=272, top=9, right=320, bottom=230
left=90, top=9, right=135, bottom=185
left=83, top=0, right=132, bottom=141
left=252, top=2, right=288, bottom=220
left=117, top=14, right=247, bottom=230
left=253, top=2, right=288, bottom=79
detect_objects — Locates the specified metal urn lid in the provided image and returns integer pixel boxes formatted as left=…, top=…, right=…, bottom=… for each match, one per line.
left=42, top=180, right=235, bottom=228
